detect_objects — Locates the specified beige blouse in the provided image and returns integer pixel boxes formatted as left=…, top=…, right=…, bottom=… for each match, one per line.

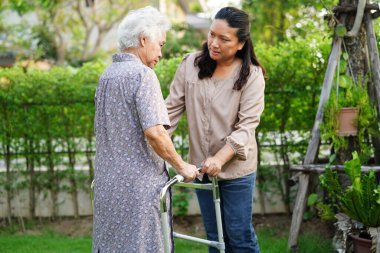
left=165, top=53, right=265, bottom=180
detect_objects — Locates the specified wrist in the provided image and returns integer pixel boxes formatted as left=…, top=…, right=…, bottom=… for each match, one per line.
left=174, top=157, right=186, bottom=172
left=213, top=155, right=224, bottom=167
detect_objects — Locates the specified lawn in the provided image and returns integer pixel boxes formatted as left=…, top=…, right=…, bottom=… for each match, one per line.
left=0, top=227, right=333, bottom=253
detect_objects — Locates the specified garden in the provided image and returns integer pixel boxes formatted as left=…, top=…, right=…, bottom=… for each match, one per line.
left=1, top=0, right=380, bottom=252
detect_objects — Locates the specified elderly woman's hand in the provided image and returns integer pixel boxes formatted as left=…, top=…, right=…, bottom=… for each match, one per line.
left=177, top=163, right=199, bottom=182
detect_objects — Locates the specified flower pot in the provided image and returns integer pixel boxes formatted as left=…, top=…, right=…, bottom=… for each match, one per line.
left=336, top=107, right=358, bottom=136
left=350, top=234, right=372, bottom=253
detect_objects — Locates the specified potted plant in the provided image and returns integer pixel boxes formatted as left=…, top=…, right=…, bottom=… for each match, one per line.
left=321, top=76, right=378, bottom=159
left=318, top=152, right=380, bottom=252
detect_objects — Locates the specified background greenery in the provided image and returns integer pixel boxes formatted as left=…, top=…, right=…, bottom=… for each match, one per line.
left=0, top=0, right=379, bottom=219
left=0, top=33, right=331, bottom=217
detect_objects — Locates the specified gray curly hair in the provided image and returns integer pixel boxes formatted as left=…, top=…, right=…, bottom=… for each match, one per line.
left=117, top=6, right=171, bottom=51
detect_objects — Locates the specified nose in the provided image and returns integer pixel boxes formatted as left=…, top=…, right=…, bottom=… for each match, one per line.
left=158, top=49, right=162, bottom=59
left=210, top=38, right=219, bottom=48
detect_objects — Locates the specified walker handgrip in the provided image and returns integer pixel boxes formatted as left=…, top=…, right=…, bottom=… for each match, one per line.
left=174, top=167, right=202, bottom=183
left=174, top=174, right=184, bottom=183
left=160, top=168, right=201, bottom=213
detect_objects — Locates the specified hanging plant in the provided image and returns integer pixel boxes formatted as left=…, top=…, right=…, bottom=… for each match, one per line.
left=321, top=52, right=378, bottom=161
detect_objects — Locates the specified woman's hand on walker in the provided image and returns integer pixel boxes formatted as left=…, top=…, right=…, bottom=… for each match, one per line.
left=201, top=157, right=222, bottom=177
left=178, top=163, right=199, bottom=182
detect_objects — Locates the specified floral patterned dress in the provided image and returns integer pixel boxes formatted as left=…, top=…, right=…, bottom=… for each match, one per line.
left=92, top=53, right=172, bottom=253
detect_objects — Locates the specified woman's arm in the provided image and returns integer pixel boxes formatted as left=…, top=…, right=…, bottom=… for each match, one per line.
left=225, top=66, right=265, bottom=160
left=165, top=56, right=188, bottom=136
left=145, top=124, right=198, bottom=182
left=135, top=68, right=198, bottom=181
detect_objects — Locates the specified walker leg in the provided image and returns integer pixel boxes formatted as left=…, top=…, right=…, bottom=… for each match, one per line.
left=212, top=177, right=225, bottom=253
left=161, top=211, right=171, bottom=253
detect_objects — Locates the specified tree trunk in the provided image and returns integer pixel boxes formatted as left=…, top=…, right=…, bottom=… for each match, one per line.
left=255, top=132, right=266, bottom=215
left=26, top=138, right=35, bottom=219
left=2, top=104, right=13, bottom=224
left=364, top=12, right=380, bottom=165
left=56, top=33, right=66, bottom=66
left=86, top=132, right=94, bottom=206
left=68, top=144, right=79, bottom=219
left=47, top=136, right=58, bottom=220
left=5, top=141, right=12, bottom=225
left=337, top=0, right=366, bottom=164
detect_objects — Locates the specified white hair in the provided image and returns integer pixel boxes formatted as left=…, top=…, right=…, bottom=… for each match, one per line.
left=117, top=6, right=171, bottom=51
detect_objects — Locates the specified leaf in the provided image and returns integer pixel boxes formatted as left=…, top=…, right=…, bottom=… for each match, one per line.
left=335, top=24, right=347, bottom=37
left=316, top=203, right=336, bottom=221
left=303, top=211, right=314, bottom=221
left=328, top=154, right=336, bottom=164
left=342, top=52, right=349, bottom=61
left=338, top=75, right=352, bottom=89
left=362, top=170, right=375, bottom=212
left=307, top=193, right=319, bottom=206
left=339, top=60, right=347, bottom=74
left=344, top=151, right=361, bottom=187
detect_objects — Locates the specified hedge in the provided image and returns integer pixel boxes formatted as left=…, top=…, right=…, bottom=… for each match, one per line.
left=0, top=36, right=331, bottom=218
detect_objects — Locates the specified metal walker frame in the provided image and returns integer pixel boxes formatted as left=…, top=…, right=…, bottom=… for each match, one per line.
left=160, top=174, right=225, bottom=253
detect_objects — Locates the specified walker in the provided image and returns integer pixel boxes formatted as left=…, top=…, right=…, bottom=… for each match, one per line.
left=160, top=171, right=225, bottom=253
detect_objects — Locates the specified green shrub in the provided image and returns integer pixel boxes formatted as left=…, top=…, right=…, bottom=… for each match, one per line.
left=319, top=152, right=380, bottom=227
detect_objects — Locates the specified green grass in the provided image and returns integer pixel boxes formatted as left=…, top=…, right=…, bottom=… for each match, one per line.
left=0, top=229, right=333, bottom=253
left=0, top=232, right=91, bottom=253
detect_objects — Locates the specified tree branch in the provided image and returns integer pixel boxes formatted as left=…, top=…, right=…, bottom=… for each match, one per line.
left=75, top=0, right=88, bottom=29
left=346, top=0, right=365, bottom=37
left=333, top=3, right=379, bottom=14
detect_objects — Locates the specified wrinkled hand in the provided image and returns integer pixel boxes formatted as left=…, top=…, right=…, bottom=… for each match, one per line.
left=178, top=163, right=199, bottom=182
left=201, top=156, right=222, bottom=177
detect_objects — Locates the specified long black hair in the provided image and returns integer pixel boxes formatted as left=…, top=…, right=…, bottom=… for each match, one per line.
left=194, top=7, right=265, bottom=90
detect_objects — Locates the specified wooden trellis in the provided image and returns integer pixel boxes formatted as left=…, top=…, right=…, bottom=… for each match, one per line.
left=287, top=2, right=380, bottom=252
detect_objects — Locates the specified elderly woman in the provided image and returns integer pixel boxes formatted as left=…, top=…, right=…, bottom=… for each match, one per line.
left=92, top=6, right=198, bottom=253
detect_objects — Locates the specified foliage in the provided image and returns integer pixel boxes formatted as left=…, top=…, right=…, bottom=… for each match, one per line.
left=162, top=23, right=205, bottom=59
left=321, top=72, right=378, bottom=160
left=0, top=56, right=194, bottom=216
left=0, top=33, right=335, bottom=216
left=307, top=193, right=336, bottom=221
left=319, top=152, right=380, bottom=227
left=0, top=25, right=378, bottom=217
left=0, top=1, right=205, bottom=65
left=242, top=0, right=336, bottom=44
left=0, top=60, right=105, bottom=217
left=253, top=35, right=331, bottom=207
left=0, top=0, right=149, bottom=64
left=155, top=57, right=182, bottom=97
left=172, top=187, right=192, bottom=216
left=156, top=57, right=191, bottom=159
left=256, top=35, right=330, bottom=132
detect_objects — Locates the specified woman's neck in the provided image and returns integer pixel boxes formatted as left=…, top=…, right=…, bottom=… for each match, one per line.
left=213, top=58, right=241, bottom=79
left=216, top=57, right=237, bottom=68
left=123, top=48, right=143, bottom=62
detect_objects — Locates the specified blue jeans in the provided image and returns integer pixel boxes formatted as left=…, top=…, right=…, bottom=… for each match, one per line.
left=195, top=173, right=260, bottom=253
